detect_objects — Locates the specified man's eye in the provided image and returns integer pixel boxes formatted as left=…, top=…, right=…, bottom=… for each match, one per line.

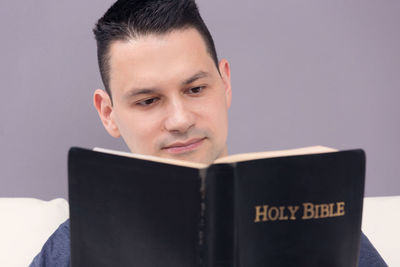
left=187, top=86, right=205, bottom=95
left=136, top=97, right=159, bottom=106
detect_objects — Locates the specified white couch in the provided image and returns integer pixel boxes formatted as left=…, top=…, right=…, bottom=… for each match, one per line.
left=0, top=196, right=398, bottom=266
left=0, top=198, right=69, bottom=267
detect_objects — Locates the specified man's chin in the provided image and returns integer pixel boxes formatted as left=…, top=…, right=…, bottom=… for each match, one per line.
left=159, top=147, right=217, bottom=165
left=162, top=151, right=208, bottom=164
left=158, top=138, right=215, bottom=164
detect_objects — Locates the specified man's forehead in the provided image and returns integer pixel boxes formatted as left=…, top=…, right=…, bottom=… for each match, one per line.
left=107, top=28, right=217, bottom=94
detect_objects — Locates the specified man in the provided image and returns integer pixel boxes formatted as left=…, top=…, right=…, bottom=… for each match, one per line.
left=30, top=0, right=386, bottom=266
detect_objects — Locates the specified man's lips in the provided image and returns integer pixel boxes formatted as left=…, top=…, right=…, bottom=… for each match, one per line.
left=162, top=138, right=206, bottom=154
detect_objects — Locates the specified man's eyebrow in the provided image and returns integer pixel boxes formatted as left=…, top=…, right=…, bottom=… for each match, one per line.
left=182, top=71, right=210, bottom=85
left=123, top=88, right=160, bottom=100
left=122, top=71, right=210, bottom=100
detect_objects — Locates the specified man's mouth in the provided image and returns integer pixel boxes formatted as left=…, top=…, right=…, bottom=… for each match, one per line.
left=162, top=138, right=206, bottom=154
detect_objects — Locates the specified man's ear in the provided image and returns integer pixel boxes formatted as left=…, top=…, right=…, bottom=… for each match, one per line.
left=93, top=89, right=121, bottom=138
left=218, top=59, right=232, bottom=108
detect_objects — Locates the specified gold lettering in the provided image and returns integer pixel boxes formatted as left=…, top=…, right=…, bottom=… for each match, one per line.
left=255, top=201, right=345, bottom=223
left=337, top=202, right=345, bottom=216
left=254, top=205, right=268, bottom=223
left=268, top=206, right=279, bottom=221
left=278, top=206, right=288, bottom=220
left=329, top=203, right=334, bottom=217
left=320, top=204, right=330, bottom=218
left=287, top=206, right=299, bottom=220
left=302, top=202, right=314, bottom=219
left=314, top=204, right=320, bottom=219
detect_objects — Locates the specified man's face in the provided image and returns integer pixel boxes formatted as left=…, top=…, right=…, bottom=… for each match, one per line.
left=94, top=28, right=232, bottom=164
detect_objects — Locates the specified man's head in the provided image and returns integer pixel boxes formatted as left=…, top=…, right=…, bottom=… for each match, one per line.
left=93, top=0, right=219, bottom=98
left=93, top=0, right=232, bottom=164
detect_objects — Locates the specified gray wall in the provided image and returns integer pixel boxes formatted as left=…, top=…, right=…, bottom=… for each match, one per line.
left=1, top=0, right=399, bottom=200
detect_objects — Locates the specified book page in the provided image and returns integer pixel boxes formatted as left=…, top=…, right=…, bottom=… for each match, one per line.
left=93, top=147, right=207, bottom=169
left=93, top=146, right=337, bottom=167
left=213, top=146, right=337, bottom=164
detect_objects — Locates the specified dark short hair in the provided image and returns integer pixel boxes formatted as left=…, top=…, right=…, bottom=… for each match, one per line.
left=93, top=0, right=219, bottom=98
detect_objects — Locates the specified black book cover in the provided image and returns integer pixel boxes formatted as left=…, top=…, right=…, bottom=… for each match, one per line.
left=68, top=147, right=365, bottom=267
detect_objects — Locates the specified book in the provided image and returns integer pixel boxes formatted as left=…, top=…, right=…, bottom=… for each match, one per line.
left=68, top=146, right=365, bottom=267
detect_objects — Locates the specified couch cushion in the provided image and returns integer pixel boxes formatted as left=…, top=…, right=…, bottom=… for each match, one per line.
left=0, top=198, right=69, bottom=267
left=362, top=196, right=400, bottom=266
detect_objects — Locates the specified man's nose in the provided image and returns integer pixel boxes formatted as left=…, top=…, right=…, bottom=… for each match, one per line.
left=164, top=97, right=195, bottom=133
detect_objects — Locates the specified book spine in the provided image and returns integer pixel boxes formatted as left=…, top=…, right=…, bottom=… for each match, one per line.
left=203, top=164, right=235, bottom=267
left=198, top=168, right=207, bottom=267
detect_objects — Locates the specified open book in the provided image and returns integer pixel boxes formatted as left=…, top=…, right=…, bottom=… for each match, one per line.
left=68, top=146, right=365, bottom=267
